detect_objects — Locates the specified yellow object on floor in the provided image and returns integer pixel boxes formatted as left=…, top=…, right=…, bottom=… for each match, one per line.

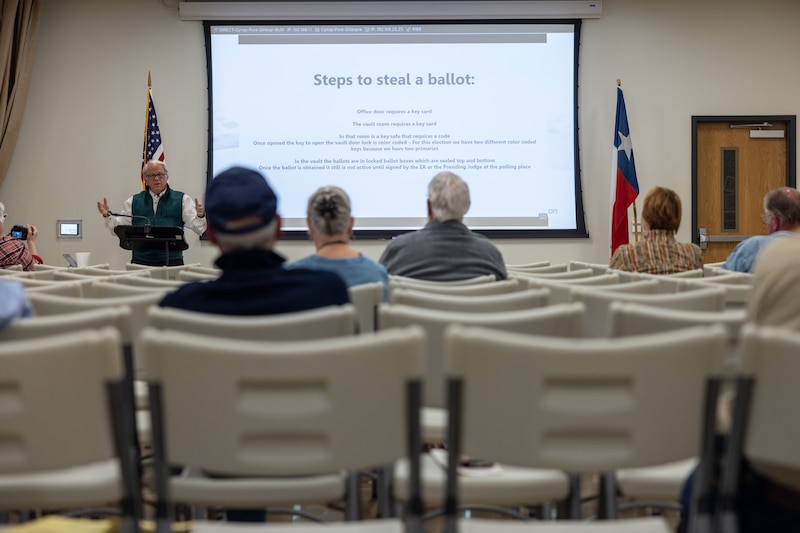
left=4, top=516, right=118, bottom=533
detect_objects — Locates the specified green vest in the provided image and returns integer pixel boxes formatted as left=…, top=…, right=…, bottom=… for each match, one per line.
left=130, top=186, right=185, bottom=264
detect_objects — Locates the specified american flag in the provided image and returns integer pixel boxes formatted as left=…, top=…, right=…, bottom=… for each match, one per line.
left=141, top=87, right=165, bottom=189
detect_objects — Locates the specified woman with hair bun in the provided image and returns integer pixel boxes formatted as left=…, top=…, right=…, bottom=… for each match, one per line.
left=286, top=186, right=388, bottom=300
left=609, top=186, right=703, bottom=274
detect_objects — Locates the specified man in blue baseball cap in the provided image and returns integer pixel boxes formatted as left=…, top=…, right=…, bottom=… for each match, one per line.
left=160, top=166, right=349, bottom=315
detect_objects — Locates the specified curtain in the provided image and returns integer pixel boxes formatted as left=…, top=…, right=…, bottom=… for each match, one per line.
left=0, top=0, right=42, bottom=187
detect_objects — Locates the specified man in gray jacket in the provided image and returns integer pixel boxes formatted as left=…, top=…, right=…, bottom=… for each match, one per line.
left=379, top=171, right=507, bottom=281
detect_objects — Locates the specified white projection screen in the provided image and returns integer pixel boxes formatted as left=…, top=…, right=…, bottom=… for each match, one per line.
left=204, top=20, right=588, bottom=239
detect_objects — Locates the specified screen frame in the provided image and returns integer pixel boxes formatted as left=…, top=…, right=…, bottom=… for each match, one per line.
left=202, top=18, right=588, bottom=241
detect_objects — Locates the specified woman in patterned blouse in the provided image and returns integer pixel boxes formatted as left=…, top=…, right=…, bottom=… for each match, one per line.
left=609, top=186, right=703, bottom=274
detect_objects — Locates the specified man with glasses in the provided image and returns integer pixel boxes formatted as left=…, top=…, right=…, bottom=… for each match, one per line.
left=0, top=201, right=42, bottom=271
left=721, top=187, right=800, bottom=273
left=97, top=160, right=206, bottom=265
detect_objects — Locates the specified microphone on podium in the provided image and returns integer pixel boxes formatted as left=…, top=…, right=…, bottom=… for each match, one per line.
left=109, top=212, right=152, bottom=234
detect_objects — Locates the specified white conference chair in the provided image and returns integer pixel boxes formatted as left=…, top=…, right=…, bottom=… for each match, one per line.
left=606, top=301, right=747, bottom=516
left=177, top=269, right=218, bottom=281
left=125, top=262, right=201, bottom=280
left=571, top=285, right=725, bottom=338
left=521, top=273, right=622, bottom=304
left=716, top=324, right=800, bottom=533
left=442, top=323, right=728, bottom=532
left=505, top=263, right=567, bottom=274
left=22, top=280, right=85, bottom=296
left=568, top=260, right=612, bottom=276
left=390, top=287, right=550, bottom=313
left=508, top=268, right=593, bottom=280
left=91, top=279, right=173, bottom=298
left=0, top=328, right=140, bottom=532
left=142, top=326, right=426, bottom=532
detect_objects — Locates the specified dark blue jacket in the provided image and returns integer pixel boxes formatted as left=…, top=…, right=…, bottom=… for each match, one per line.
left=159, top=249, right=350, bottom=315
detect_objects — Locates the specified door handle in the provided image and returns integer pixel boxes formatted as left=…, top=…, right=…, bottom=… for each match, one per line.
left=698, top=228, right=755, bottom=249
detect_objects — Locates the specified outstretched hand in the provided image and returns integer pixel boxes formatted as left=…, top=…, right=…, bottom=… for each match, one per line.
left=97, top=198, right=110, bottom=217
left=195, top=198, right=205, bottom=218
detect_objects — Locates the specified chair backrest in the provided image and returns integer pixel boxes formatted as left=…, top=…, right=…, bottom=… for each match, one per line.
left=143, top=325, right=425, bottom=476
left=390, top=286, right=550, bottom=313
left=504, top=261, right=550, bottom=270
left=389, top=278, right=522, bottom=299
left=146, top=303, right=357, bottom=341
left=26, top=291, right=164, bottom=377
left=112, top=275, right=187, bottom=288
left=0, top=327, right=124, bottom=472
left=378, top=302, right=585, bottom=408
left=505, top=262, right=568, bottom=274
left=676, top=279, right=753, bottom=309
left=347, top=281, right=385, bottom=332
left=571, top=284, right=724, bottom=337
left=0, top=305, right=132, bottom=342
left=522, top=273, right=621, bottom=304
left=568, top=260, right=612, bottom=276
left=509, top=268, right=594, bottom=280
left=444, top=323, right=727, bottom=472
left=389, top=273, right=496, bottom=286
left=125, top=262, right=201, bottom=280
left=608, top=301, right=747, bottom=371
left=92, top=279, right=173, bottom=298
left=22, top=280, right=84, bottom=296
left=177, top=269, right=218, bottom=281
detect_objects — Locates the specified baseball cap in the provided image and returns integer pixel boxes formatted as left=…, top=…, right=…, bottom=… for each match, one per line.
left=205, top=167, right=278, bottom=234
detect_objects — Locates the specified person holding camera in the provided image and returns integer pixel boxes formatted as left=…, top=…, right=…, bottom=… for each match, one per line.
left=0, top=201, right=42, bottom=271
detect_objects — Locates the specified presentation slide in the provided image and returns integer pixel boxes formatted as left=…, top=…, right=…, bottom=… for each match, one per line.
left=206, top=22, right=584, bottom=237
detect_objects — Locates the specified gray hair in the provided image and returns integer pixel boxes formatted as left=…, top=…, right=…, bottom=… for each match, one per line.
left=765, top=187, right=800, bottom=226
left=307, top=186, right=352, bottom=236
left=142, top=159, right=169, bottom=176
left=428, top=171, right=470, bottom=222
left=214, top=218, right=279, bottom=252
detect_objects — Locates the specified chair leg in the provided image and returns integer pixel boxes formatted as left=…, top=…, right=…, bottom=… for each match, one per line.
left=344, top=471, right=362, bottom=521
left=376, top=465, right=396, bottom=518
left=597, top=473, right=619, bottom=519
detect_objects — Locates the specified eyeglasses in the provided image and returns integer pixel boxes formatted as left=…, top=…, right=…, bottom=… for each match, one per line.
left=145, top=172, right=167, bottom=180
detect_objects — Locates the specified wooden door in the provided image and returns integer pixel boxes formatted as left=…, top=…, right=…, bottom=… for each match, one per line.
left=693, top=118, right=795, bottom=264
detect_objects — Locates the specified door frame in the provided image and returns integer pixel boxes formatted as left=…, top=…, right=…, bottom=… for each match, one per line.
left=691, top=115, right=796, bottom=246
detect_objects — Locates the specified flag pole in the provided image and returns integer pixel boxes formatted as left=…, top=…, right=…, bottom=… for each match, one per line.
left=617, top=79, right=640, bottom=243
left=141, top=72, right=152, bottom=190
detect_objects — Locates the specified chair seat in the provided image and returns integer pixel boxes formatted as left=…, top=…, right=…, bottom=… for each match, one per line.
left=190, top=519, right=406, bottom=533
left=458, top=516, right=673, bottom=532
left=394, top=453, right=570, bottom=506
left=422, top=406, right=447, bottom=442
left=171, top=470, right=348, bottom=507
left=0, top=459, right=123, bottom=509
left=616, top=458, right=697, bottom=501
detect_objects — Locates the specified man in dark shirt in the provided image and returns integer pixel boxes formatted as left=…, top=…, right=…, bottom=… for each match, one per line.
left=160, top=166, right=349, bottom=314
left=379, top=171, right=507, bottom=281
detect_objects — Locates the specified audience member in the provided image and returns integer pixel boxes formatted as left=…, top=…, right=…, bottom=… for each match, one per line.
left=609, top=186, right=702, bottom=273
left=721, top=186, right=800, bottom=273
left=159, top=166, right=349, bottom=522
left=378, top=171, right=507, bottom=281
left=680, top=232, right=800, bottom=533
left=0, top=279, right=34, bottom=329
left=286, top=185, right=389, bottom=300
left=0, top=201, right=42, bottom=270
left=97, top=160, right=207, bottom=266
left=160, top=166, right=349, bottom=314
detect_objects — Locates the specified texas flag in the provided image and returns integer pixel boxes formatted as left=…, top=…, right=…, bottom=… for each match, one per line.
left=611, top=86, right=639, bottom=255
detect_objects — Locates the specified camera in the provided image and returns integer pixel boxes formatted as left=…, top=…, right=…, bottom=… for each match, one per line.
left=10, top=225, right=28, bottom=240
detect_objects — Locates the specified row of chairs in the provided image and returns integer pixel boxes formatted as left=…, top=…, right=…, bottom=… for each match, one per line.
left=1, top=316, right=794, bottom=533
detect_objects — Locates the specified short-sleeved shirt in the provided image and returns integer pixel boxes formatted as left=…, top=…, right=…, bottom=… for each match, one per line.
left=286, top=253, right=389, bottom=301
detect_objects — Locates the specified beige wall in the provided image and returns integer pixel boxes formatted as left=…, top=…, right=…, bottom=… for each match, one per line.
left=3, top=0, right=799, bottom=269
